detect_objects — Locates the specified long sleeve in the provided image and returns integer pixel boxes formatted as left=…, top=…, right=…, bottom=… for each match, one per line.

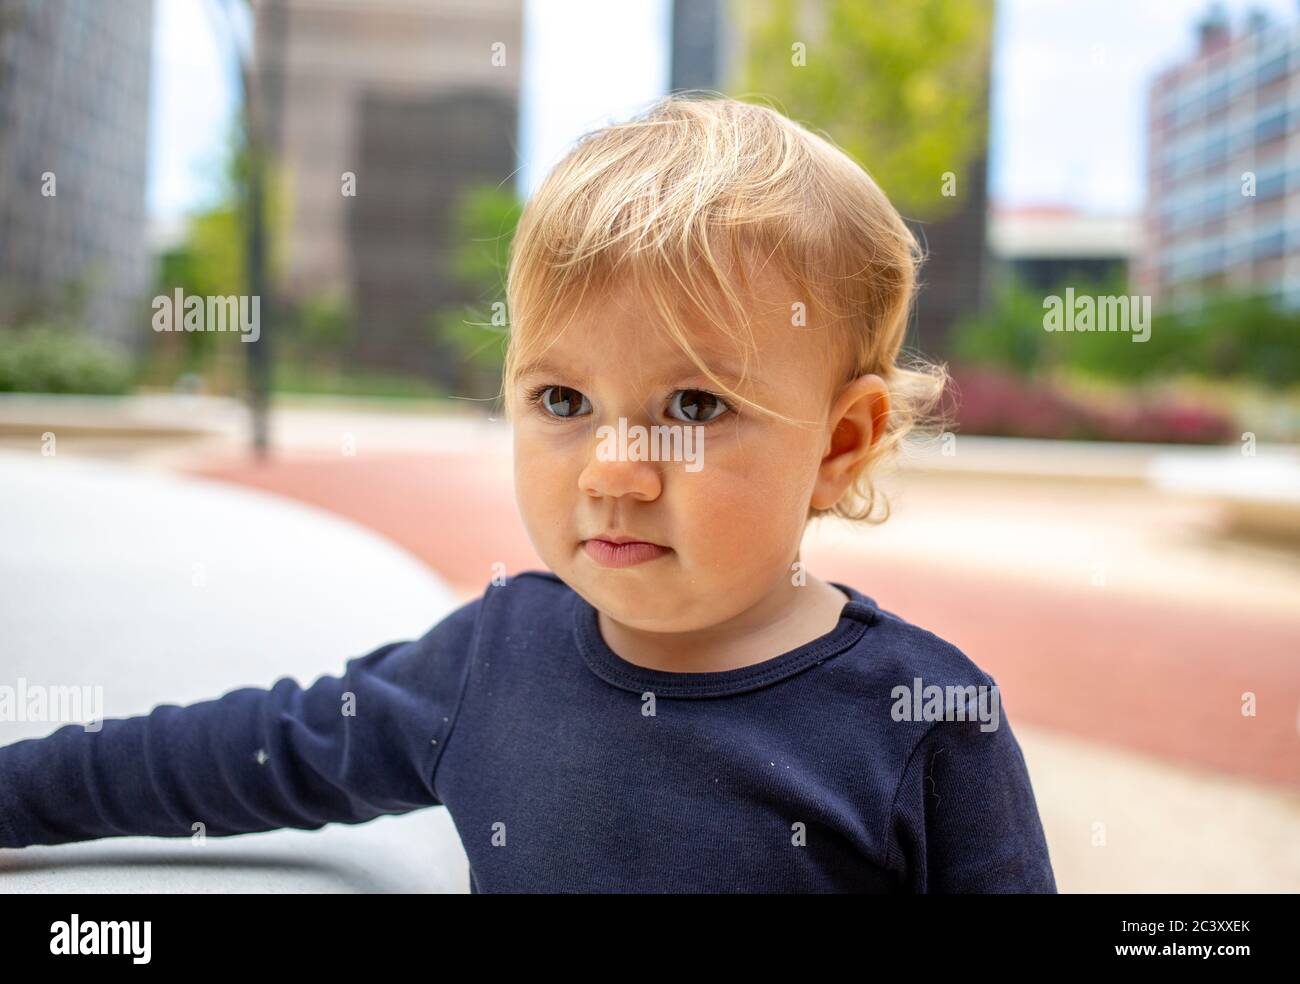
left=0, top=595, right=482, bottom=849
left=886, top=695, right=1057, bottom=894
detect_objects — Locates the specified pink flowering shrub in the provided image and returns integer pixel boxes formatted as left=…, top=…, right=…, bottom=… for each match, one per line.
left=942, top=366, right=1237, bottom=444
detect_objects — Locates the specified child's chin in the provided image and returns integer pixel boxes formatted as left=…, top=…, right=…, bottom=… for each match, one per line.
left=574, top=569, right=679, bottom=621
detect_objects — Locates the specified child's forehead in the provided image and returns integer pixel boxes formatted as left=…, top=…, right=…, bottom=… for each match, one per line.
left=564, top=268, right=796, bottom=353
left=517, top=343, right=748, bottom=386
left=517, top=302, right=745, bottom=378
left=594, top=259, right=798, bottom=319
left=515, top=258, right=839, bottom=390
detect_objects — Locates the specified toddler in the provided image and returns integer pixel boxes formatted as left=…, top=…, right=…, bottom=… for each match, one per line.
left=0, top=94, right=1057, bottom=893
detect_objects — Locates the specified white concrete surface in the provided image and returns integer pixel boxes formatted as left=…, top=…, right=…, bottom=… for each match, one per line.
left=0, top=450, right=469, bottom=892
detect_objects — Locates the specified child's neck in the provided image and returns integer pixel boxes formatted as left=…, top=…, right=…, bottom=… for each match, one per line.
left=596, top=573, right=851, bottom=675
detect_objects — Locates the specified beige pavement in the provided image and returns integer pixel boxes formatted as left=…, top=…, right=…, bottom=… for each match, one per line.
left=1023, top=723, right=1300, bottom=893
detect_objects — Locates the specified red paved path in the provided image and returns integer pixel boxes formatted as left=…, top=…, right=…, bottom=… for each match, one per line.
left=189, top=451, right=1300, bottom=789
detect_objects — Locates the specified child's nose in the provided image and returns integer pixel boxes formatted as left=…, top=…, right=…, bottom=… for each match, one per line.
left=577, top=445, right=662, bottom=502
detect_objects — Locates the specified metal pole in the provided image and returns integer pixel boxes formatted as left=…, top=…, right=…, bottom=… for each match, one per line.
left=224, top=0, right=281, bottom=458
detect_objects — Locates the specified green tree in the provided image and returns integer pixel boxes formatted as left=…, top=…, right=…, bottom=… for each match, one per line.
left=149, top=124, right=289, bottom=384
left=433, top=184, right=525, bottom=399
left=952, top=276, right=1051, bottom=376
left=734, top=0, right=993, bottom=220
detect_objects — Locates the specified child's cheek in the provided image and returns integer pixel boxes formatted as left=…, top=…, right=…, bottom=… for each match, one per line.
left=674, top=446, right=810, bottom=561
left=516, top=421, right=588, bottom=473
left=513, top=433, right=578, bottom=532
left=674, top=461, right=765, bottom=541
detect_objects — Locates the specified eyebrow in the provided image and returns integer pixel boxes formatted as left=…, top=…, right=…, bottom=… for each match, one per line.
left=515, top=357, right=751, bottom=387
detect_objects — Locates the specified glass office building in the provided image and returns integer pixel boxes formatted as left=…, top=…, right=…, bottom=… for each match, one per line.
left=1142, top=11, right=1300, bottom=308
left=0, top=0, right=154, bottom=350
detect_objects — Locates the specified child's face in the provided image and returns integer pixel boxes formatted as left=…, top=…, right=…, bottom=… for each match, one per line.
left=511, top=268, right=881, bottom=633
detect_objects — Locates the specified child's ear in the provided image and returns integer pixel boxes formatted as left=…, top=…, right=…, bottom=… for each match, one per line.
left=811, top=374, right=890, bottom=511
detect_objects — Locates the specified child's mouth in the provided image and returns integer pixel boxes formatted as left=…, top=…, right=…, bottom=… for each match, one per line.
left=581, top=537, right=672, bottom=569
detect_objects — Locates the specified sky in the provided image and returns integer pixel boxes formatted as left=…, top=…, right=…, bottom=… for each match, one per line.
left=147, top=0, right=246, bottom=226
left=146, top=0, right=1300, bottom=225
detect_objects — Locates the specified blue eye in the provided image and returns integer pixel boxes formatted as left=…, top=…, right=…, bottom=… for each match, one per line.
left=534, top=385, right=592, bottom=418
left=667, top=389, right=730, bottom=423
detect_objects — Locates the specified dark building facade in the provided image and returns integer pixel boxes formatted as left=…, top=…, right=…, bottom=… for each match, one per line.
left=672, top=0, right=729, bottom=92
left=253, top=0, right=522, bottom=384
left=910, top=152, right=989, bottom=356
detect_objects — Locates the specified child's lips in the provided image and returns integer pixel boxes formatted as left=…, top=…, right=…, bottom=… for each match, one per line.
left=581, top=538, right=672, bottom=569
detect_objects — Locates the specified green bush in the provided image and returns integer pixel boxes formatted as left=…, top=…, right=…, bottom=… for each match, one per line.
left=952, top=278, right=1052, bottom=374
left=0, top=326, right=134, bottom=394
left=954, top=276, right=1300, bottom=388
left=1176, top=293, right=1300, bottom=387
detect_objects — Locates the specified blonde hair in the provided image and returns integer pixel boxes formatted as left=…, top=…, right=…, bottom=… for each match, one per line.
left=501, top=91, right=949, bottom=524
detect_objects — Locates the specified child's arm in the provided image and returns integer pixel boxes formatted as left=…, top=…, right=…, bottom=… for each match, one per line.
left=887, top=698, right=1058, bottom=894
left=0, top=595, right=482, bottom=849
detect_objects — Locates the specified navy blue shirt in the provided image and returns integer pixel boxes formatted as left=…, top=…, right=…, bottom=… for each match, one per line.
left=0, top=570, right=1057, bottom=892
